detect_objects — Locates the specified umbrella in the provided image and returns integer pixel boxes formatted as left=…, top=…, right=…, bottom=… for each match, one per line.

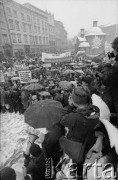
left=11, top=77, right=20, bottom=81
left=24, top=100, right=66, bottom=128
left=73, top=66, right=80, bottom=69
left=69, top=63, right=76, bottom=66
left=50, top=69, right=59, bottom=72
left=63, top=69, right=75, bottom=75
left=29, top=79, right=39, bottom=83
left=75, top=70, right=84, bottom=74
left=24, top=83, right=44, bottom=91
left=39, top=91, right=51, bottom=96
left=59, top=81, right=72, bottom=89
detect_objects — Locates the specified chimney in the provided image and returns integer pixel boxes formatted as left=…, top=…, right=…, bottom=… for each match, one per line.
left=93, top=21, right=98, bottom=27
left=80, top=28, right=85, bottom=37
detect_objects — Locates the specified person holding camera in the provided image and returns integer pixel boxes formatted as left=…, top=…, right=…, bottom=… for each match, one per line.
left=102, top=37, right=118, bottom=117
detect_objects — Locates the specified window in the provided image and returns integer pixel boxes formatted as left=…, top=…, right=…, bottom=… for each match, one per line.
left=35, top=36, right=38, bottom=45
left=13, top=10, right=17, bottom=18
left=17, top=34, right=22, bottom=43
left=29, top=35, right=33, bottom=44
left=11, top=33, right=17, bottom=43
left=39, top=36, right=41, bottom=44
left=33, top=17, right=36, bottom=24
left=15, top=20, right=20, bottom=31
left=6, top=7, right=12, bottom=16
left=42, top=27, right=44, bottom=34
left=0, top=21, right=5, bottom=29
left=21, top=13, right=25, bottom=21
left=33, top=36, right=35, bottom=44
left=37, top=18, right=40, bottom=25
left=8, top=19, right=15, bottom=30
left=34, top=25, right=37, bottom=33
left=46, top=37, right=48, bottom=44
left=27, top=15, right=30, bottom=22
left=22, top=22, right=26, bottom=32
left=43, top=37, right=45, bottom=45
left=24, top=34, right=28, bottom=44
left=2, top=34, right=8, bottom=44
left=28, top=24, right=32, bottom=33
left=38, top=26, right=40, bottom=34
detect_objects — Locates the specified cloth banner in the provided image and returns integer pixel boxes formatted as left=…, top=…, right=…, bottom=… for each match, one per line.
left=19, top=71, right=32, bottom=84
left=42, top=52, right=71, bottom=63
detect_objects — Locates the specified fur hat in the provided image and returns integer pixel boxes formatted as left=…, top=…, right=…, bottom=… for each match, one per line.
left=71, top=86, right=91, bottom=106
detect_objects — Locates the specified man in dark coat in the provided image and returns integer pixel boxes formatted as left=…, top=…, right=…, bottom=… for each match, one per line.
left=60, top=86, right=104, bottom=179
left=102, top=37, right=118, bottom=117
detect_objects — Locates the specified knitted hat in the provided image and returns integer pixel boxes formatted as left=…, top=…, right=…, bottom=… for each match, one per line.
left=71, top=86, right=91, bottom=106
left=0, top=167, right=16, bottom=180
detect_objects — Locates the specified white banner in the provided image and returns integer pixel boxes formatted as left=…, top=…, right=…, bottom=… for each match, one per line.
left=42, top=52, right=71, bottom=63
left=19, top=71, right=32, bottom=84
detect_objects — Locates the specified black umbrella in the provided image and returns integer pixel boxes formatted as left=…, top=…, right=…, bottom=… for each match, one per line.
left=25, top=100, right=66, bottom=128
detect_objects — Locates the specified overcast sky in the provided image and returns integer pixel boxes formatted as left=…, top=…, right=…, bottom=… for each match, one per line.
left=14, top=0, right=118, bottom=38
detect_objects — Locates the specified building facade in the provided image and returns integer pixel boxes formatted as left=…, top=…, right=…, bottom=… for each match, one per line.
left=54, top=20, right=68, bottom=53
left=0, top=0, right=68, bottom=58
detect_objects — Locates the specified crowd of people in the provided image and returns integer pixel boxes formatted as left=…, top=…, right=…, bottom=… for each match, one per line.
left=0, top=37, right=118, bottom=180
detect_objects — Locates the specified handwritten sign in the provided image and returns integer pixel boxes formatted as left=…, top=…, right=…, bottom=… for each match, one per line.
left=19, top=71, right=32, bottom=84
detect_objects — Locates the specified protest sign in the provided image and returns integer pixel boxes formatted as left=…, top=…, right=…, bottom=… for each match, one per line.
left=19, top=71, right=32, bottom=84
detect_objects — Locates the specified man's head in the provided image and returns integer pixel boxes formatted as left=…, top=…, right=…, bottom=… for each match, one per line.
left=68, top=86, right=91, bottom=107
left=30, top=143, right=41, bottom=157
left=0, top=167, right=16, bottom=180
left=112, top=37, right=118, bottom=56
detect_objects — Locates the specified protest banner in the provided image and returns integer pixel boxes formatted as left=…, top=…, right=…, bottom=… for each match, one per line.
left=19, top=70, right=32, bottom=84
left=42, top=52, right=71, bottom=63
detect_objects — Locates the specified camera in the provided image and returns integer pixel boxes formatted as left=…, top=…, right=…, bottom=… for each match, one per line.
left=107, top=52, right=115, bottom=59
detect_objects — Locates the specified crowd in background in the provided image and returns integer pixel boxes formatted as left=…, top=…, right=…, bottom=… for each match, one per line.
left=0, top=37, right=118, bottom=180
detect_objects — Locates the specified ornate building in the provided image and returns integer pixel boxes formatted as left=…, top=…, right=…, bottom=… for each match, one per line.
left=0, top=0, right=68, bottom=58
left=85, top=21, right=106, bottom=55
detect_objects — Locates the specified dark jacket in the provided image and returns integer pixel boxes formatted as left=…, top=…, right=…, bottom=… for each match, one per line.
left=60, top=105, right=99, bottom=144
left=24, top=151, right=46, bottom=180
left=102, top=55, right=118, bottom=87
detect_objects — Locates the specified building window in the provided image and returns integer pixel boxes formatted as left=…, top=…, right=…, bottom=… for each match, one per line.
left=42, top=27, right=44, bottom=34
left=37, top=18, right=40, bottom=25
left=46, top=37, right=48, bottom=45
left=13, top=10, right=17, bottom=18
left=35, top=36, right=38, bottom=45
left=17, top=34, right=22, bottom=43
left=39, top=36, right=41, bottom=44
left=33, top=17, right=36, bottom=24
left=24, top=34, right=28, bottom=44
left=38, top=26, right=40, bottom=34
left=21, top=13, right=25, bottom=21
left=11, top=33, right=17, bottom=43
left=2, top=34, right=8, bottom=44
left=33, top=36, right=35, bottom=44
left=27, top=15, right=30, bottom=22
left=0, top=21, right=5, bottom=29
left=28, top=24, right=32, bottom=33
left=34, top=25, right=37, bottom=33
left=29, top=35, right=33, bottom=44
left=22, top=22, right=27, bottom=32
left=15, top=20, right=20, bottom=31
left=43, top=37, right=45, bottom=45
left=8, top=19, right=15, bottom=30
left=6, top=7, right=12, bottom=16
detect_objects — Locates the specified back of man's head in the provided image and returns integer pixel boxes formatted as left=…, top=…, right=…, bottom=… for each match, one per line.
left=0, top=167, right=16, bottom=180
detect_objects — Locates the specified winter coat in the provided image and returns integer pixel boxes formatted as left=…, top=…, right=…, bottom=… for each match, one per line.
left=24, top=151, right=46, bottom=180
left=102, top=56, right=118, bottom=116
left=60, top=105, right=100, bottom=152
